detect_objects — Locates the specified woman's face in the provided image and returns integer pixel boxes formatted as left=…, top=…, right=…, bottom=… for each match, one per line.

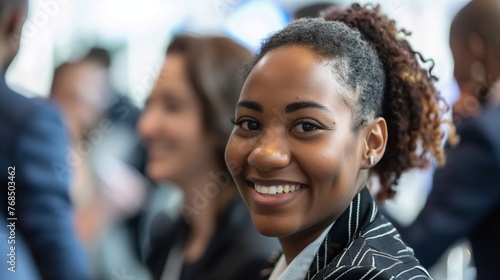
left=138, top=54, right=213, bottom=184
left=225, top=46, right=366, bottom=239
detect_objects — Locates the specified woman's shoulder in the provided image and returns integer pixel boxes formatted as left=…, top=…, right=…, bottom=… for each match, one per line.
left=318, top=265, right=394, bottom=280
left=317, top=264, right=432, bottom=280
left=322, top=214, right=431, bottom=280
left=320, top=240, right=431, bottom=280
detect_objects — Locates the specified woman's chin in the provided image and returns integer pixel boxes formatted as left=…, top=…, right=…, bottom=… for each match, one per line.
left=146, top=163, right=175, bottom=183
left=251, top=216, right=299, bottom=238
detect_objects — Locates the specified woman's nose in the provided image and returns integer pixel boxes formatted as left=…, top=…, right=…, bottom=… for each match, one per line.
left=247, top=132, right=291, bottom=173
left=137, top=108, right=161, bottom=141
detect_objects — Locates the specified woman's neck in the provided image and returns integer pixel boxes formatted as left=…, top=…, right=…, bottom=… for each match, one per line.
left=279, top=171, right=369, bottom=264
left=279, top=215, right=336, bottom=264
left=177, top=165, right=237, bottom=263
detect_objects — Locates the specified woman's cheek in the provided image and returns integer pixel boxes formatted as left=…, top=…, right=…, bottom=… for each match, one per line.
left=235, top=135, right=257, bottom=156
left=225, top=137, right=244, bottom=176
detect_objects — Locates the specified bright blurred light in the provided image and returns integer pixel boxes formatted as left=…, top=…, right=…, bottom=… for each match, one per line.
left=225, top=0, right=289, bottom=51
left=103, top=0, right=164, bottom=23
left=89, top=0, right=187, bottom=40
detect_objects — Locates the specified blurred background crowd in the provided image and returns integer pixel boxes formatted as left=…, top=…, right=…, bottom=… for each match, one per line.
left=1, top=0, right=498, bottom=280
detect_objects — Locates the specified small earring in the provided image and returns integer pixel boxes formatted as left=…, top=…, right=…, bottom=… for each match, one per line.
left=369, top=155, right=374, bottom=165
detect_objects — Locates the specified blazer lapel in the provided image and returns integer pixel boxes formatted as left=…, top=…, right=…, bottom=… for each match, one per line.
left=305, top=188, right=377, bottom=279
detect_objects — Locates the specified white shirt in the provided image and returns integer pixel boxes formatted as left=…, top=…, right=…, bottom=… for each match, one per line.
left=269, top=223, right=334, bottom=280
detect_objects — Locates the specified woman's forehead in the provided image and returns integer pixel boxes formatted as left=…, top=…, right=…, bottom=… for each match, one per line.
left=241, top=46, right=352, bottom=110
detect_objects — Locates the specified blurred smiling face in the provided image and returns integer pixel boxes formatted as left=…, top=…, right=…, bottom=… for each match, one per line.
left=138, top=54, right=212, bottom=184
left=225, top=46, right=365, bottom=240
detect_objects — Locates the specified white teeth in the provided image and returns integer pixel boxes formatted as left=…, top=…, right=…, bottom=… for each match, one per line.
left=254, top=184, right=303, bottom=195
left=277, top=185, right=283, bottom=193
left=268, top=186, right=277, bottom=194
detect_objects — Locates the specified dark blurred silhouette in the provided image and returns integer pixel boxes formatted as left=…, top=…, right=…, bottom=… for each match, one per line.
left=138, top=35, right=279, bottom=280
left=397, top=1, right=500, bottom=279
left=0, top=1, right=90, bottom=279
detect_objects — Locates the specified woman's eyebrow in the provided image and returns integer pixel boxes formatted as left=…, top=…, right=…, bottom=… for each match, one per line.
left=284, top=101, right=332, bottom=113
left=236, top=100, right=263, bottom=112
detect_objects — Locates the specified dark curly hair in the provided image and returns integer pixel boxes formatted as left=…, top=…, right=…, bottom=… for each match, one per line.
left=243, top=4, right=455, bottom=201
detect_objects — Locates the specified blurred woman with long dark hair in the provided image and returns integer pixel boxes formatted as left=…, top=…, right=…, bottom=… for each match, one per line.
left=138, top=35, right=279, bottom=280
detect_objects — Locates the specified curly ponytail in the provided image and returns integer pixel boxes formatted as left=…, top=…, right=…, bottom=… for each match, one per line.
left=323, top=4, right=454, bottom=200
left=242, top=3, right=455, bottom=201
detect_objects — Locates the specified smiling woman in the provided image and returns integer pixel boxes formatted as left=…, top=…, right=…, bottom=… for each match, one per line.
left=225, top=3, right=453, bottom=280
left=138, top=35, right=279, bottom=280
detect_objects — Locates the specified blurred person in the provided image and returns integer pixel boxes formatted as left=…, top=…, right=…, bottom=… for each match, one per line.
left=50, top=50, right=111, bottom=144
left=80, top=49, right=152, bottom=280
left=138, top=35, right=280, bottom=280
left=225, top=4, right=455, bottom=279
left=449, top=0, right=494, bottom=125
left=50, top=51, right=114, bottom=248
left=49, top=49, right=148, bottom=274
left=0, top=0, right=90, bottom=279
left=396, top=1, right=500, bottom=279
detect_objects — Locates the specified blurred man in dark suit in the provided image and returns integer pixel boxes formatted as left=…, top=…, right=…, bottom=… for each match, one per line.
left=397, top=1, right=500, bottom=279
left=0, top=0, right=90, bottom=279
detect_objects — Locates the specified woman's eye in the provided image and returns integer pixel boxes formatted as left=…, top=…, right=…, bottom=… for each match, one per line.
left=240, top=120, right=261, bottom=130
left=166, top=104, right=181, bottom=112
left=232, top=118, right=261, bottom=131
left=161, top=102, right=183, bottom=113
left=291, top=122, right=319, bottom=133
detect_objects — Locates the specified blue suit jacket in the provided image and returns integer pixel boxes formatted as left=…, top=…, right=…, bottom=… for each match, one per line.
left=0, top=74, right=90, bottom=279
left=399, top=105, right=500, bottom=280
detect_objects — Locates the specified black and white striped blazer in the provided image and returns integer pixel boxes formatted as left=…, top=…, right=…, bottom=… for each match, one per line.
left=264, top=188, right=431, bottom=280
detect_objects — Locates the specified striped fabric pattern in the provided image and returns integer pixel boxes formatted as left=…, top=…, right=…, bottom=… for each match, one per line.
left=307, top=188, right=431, bottom=280
left=264, top=188, right=432, bottom=280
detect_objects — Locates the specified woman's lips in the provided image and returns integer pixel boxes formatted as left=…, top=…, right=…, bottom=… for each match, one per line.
left=246, top=180, right=307, bottom=207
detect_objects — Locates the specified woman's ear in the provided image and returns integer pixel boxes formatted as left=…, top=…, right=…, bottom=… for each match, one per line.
left=360, top=117, right=387, bottom=169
